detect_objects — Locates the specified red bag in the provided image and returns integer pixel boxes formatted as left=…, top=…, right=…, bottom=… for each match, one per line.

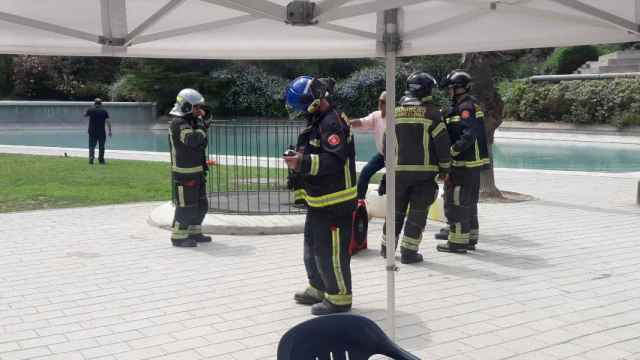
left=349, top=200, right=368, bottom=255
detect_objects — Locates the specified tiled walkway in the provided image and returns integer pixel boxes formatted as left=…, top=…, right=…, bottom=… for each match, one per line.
left=1, top=169, right=640, bottom=360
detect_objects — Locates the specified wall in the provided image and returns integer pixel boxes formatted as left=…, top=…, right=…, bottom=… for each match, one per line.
left=0, top=101, right=156, bottom=127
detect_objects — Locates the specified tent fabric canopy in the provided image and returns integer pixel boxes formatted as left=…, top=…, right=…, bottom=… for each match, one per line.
left=1, top=0, right=639, bottom=59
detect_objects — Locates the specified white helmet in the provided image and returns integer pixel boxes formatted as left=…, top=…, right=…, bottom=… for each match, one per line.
left=170, top=88, right=205, bottom=117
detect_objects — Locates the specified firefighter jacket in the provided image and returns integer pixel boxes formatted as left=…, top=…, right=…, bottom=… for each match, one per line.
left=393, top=99, right=451, bottom=175
left=168, top=115, right=208, bottom=181
left=445, top=94, right=490, bottom=170
left=292, top=107, right=357, bottom=215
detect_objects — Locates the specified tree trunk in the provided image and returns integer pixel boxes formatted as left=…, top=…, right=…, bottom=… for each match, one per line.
left=462, top=52, right=504, bottom=198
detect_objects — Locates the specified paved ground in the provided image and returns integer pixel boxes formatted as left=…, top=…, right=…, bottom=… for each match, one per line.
left=1, top=169, right=640, bottom=360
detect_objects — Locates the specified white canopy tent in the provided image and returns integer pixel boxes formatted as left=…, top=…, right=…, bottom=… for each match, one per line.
left=2, top=0, right=639, bottom=338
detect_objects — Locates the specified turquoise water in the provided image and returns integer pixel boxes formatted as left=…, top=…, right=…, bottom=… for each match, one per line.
left=1, top=128, right=640, bottom=172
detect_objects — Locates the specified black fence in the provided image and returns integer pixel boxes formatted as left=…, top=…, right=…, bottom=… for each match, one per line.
left=206, top=121, right=306, bottom=214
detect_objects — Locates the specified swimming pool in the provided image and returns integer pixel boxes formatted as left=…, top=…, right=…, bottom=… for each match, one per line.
left=1, top=127, right=640, bottom=172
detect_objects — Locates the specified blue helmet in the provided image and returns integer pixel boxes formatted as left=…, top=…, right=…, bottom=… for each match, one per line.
left=285, top=76, right=315, bottom=113
left=285, top=76, right=336, bottom=114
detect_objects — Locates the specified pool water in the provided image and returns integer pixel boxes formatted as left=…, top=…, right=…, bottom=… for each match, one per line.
left=1, top=128, right=640, bottom=172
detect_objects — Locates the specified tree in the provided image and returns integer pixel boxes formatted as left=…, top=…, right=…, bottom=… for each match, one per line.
left=462, top=52, right=505, bottom=198
left=0, top=55, right=13, bottom=97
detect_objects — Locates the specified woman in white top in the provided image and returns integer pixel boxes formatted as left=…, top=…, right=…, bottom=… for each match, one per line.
left=350, top=91, right=386, bottom=201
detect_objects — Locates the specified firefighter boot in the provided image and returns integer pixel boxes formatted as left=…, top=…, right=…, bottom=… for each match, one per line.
left=294, top=287, right=324, bottom=305
left=311, top=300, right=352, bottom=316
left=400, top=248, right=424, bottom=264
left=435, top=227, right=449, bottom=240
left=190, top=234, right=212, bottom=243
left=437, top=242, right=467, bottom=254
left=171, top=238, right=197, bottom=248
left=467, top=240, right=477, bottom=251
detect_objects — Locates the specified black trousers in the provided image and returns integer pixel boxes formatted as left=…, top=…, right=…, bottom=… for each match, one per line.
left=443, top=168, right=480, bottom=245
left=89, top=133, right=106, bottom=162
left=382, top=173, right=439, bottom=252
left=171, top=176, right=208, bottom=241
left=304, top=210, right=352, bottom=306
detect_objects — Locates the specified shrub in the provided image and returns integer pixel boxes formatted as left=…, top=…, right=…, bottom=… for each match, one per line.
left=541, top=46, right=600, bottom=74
left=209, top=64, right=289, bottom=118
left=503, top=78, right=640, bottom=128
left=334, top=64, right=449, bottom=118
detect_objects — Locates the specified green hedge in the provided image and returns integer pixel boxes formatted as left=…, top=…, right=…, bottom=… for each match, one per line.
left=334, top=63, right=450, bottom=118
left=541, top=46, right=601, bottom=75
left=502, top=79, right=640, bottom=128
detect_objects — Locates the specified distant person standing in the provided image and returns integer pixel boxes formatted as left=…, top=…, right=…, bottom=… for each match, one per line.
left=84, top=98, right=112, bottom=165
left=350, top=91, right=386, bottom=202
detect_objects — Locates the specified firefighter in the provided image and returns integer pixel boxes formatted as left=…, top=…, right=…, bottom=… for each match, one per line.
left=283, top=76, right=356, bottom=316
left=436, top=70, right=489, bottom=253
left=380, top=72, right=451, bottom=264
left=168, top=88, right=212, bottom=248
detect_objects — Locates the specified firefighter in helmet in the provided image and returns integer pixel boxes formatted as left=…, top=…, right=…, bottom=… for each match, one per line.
left=283, top=76, right=357, bottom=315
left=379, top=72, right=451, bottom=263
left=168, top=88, right=212, bottom=247
left=436, top=70, right=489, bottom=253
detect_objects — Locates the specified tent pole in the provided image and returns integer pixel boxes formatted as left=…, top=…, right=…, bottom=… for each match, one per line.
left=383, top=8, right=399, bottom=340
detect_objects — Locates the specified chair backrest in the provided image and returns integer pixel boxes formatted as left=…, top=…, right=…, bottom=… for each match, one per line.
left=277, top=314, right=421, bottom=360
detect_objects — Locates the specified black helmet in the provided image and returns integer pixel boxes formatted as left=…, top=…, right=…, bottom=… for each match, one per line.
left=406, top=72, right=437, bottom=100
left=442, top=70, right=472, bottom=91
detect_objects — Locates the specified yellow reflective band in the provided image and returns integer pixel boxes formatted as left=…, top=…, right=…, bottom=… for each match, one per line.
left=332, top=227, right=348, bottom=296
left=452, top=159, right=490, bottom=168
left=476, top=111, right=485, bottom=118
left=188, top=225, right=202, bottom=235
left=396, top=117, right=431, bottom=125
left=401, top=235, right=421, bottom=251
left=450, top=146, right=460, bottom=157
left=325, top=293, right=352, bottom=306
left=344, top=160, right=352, bottom=188
left=432, top=122, right=446, bottom=137
left=172, top=165, right=204, bottom=174
left=180, top=128, right=194, bottom=143
left=475, top=142, right=480, bottom=161
left=306, top=286, right=325, bottom=300
left=447, top=116, right=461, bottom=124
left=439, top=162, right=451, bottom=169
left=171, top=222, right=189, bottom=240
left=309, top=139, right=320, bottom=147
left=178, top=185, right=185, bottom=207
left=454, top=186, right=461, bottom=206
left=310, top=154, right=320, bottom=176
left=195, top=129, right=207, bottom=137
left=449, top=223, right=470, bottom=244
left=396, top=164, right=439, bottom=172
left=423, top=124, right=430, bottom=168
left=293, top=187, right=357, bottom=208
left=169, top=132, right=177, bottom=167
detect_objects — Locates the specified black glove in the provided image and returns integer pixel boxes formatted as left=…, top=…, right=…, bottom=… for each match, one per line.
left=378, top=175, right=386, bottom=196
left=287, top=170, right=296, bottom=190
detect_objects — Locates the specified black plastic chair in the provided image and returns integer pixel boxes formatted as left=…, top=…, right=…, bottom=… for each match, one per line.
left=277, top=314, right=421, bottom=360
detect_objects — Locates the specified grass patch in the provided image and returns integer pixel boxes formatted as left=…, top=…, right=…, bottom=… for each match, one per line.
left=0, top=154, right=173, bottom=213
left=0, top=153, right=379, bottom=213
left=0, top=154, right=294, bottom=213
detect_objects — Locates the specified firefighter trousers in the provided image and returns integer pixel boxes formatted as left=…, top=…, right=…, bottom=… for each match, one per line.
left=303, top=210, right=352, bottom=307
left=171, top=175, right=208, bottom=241
left=382, top=173, right=439, bottom=252
left=443, top=168, right=480, bottom=245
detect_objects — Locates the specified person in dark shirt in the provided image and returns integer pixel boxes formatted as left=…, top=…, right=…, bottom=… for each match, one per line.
left=84, top=98, right=112, bottom=164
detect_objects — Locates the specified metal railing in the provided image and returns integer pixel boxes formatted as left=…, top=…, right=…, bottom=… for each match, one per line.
left=207, top=121, right=306, bottom=214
